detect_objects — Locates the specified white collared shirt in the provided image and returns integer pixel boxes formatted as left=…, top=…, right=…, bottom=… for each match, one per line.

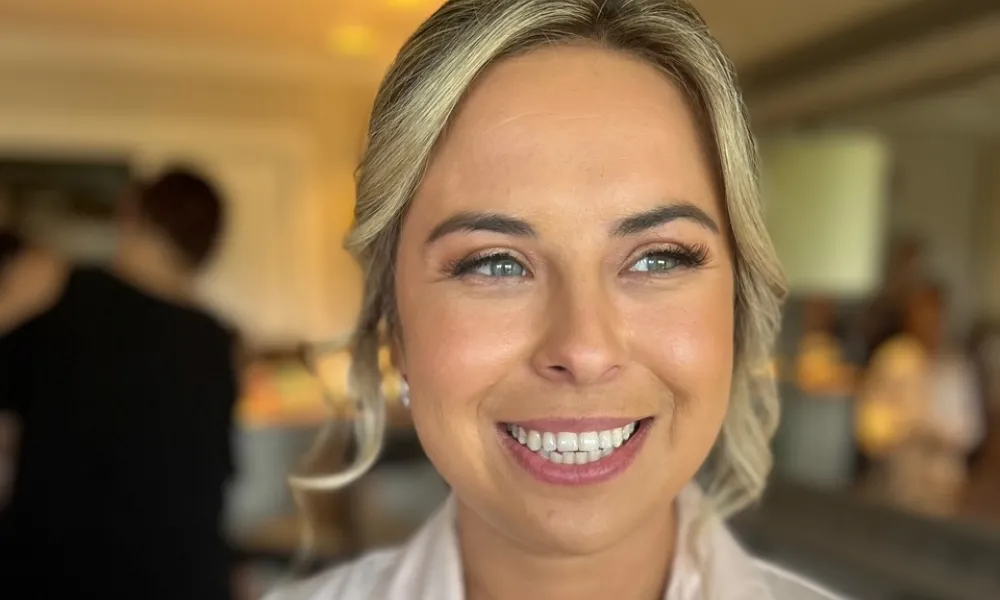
left=268, top=487, right=844, bottom=599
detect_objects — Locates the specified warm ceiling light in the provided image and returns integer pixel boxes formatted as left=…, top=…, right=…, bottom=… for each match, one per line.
left=327, top=25, right=378, bottom=56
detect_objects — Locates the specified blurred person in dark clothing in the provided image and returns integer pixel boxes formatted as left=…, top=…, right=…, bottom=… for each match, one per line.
left=0, top=227, right=25, bottom=506
left=0, top=191, right=23, bottom=277
left=0, top=169, right=242, bottom=599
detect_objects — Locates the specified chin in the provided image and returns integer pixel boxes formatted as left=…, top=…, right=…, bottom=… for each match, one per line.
left=504, top=477, right=677, bottom=556
left=529, top=503, right=641, bottom=556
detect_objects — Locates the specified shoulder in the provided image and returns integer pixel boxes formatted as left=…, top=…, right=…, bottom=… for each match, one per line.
left=0, top=250, right=69, bottom=334
left=265, top=548, right=401, bottom=600
left=756, top=560, right=846, bottom=600
left=676, top=488, right=845, bottom=600
left=182, top=307, right=237, bottom=351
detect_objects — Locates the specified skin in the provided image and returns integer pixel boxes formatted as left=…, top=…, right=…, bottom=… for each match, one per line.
left=393, top=44, right=735, bottom=599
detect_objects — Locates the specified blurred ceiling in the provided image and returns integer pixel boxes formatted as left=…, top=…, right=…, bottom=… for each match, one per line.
left=0, top=0, right=437, bottom=65
left=0, top=0, right=996, bottom=131
left=840, top=72, right=1000, bottom=139
left=0, top=0, right=920, bottom=70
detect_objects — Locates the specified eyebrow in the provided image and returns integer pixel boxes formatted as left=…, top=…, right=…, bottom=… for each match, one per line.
left=613, top=203, right=720, bottom=236
left=424, top=202, right=719, bottom=246
left=425, top=212, right=536, bottom=245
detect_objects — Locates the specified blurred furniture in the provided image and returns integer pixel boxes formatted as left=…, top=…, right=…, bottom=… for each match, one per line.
left=229, top=337, right=425, bottom=568
left=774, top=306, right=858, bottom=490
left=232, top=428, right=439, bottom=567
left=774, top=387, right=856, bottom=490
left=735, top=479, right=1000, bottom=600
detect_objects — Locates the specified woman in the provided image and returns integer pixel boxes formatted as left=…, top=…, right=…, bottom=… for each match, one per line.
left=276, top=1, right=839, bottom=598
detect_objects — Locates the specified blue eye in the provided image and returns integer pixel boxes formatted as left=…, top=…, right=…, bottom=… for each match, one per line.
left=475, top=257, right=527, bottom=278
left=630, top=253, right=682, bottom=273
left=629, top=246, right=708, bottom=274
left=452, top=253, right=528, bottom=278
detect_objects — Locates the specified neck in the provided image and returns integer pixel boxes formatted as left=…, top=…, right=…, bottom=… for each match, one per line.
left=458, top=497, right=676, bottom=600
left=113, top=235, right=195, bottom=303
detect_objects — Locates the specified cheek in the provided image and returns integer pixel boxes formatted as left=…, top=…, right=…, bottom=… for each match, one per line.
left=394, top=272, right=534, bottom=478
left=628, top=277, right=734, bottom=443
left=397, top=287, right=531, bottom=405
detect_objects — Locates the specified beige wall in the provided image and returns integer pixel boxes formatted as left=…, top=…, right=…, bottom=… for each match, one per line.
left=887, top=134, right=984, bottom=336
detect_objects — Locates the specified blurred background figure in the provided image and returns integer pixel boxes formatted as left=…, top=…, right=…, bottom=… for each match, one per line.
left=861, top=236, right=926, bottom=363
left=0, top=169, right=244, bottom=599
left=0, top=191, right=28, bottom=507
left=857, top=283, right=984, bottom=517
left=0, top=205, right=19, bottom=507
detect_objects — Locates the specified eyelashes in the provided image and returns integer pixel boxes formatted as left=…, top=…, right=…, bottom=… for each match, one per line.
left=446, top=243, right=710, bottom=280
left=447, top=251, right=527, bottom=279
left=628, top=243, right=709, bottom=274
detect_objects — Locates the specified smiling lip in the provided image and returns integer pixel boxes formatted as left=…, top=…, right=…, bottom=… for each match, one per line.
left=498, top=417, right=653, bottom=486
left=507, top=417, right=639, bottom=431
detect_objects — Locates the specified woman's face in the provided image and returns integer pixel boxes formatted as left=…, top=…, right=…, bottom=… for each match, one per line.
left=394, top=45, right=735, bottom=555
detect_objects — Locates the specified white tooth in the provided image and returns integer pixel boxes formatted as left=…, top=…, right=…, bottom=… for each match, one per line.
left=623, top=427, right=631, bottom=441
left=626, top=422, right=636, bottom=435
left=578, top=432, right=599, bottom=452
left=542, top=432, right=557, bottom=452
left=507, top=424, right=516, bottom=435
left=611, top=428, right=623, bottom=448
left=533, top=444, right=617, bottom=464
left=527, top=430, right=542, bottom=451
left=556, top=432, right=579, bottom=453
left=599, top=430, right=613, bottom=449
left=517, top=427, right=527, bottom=444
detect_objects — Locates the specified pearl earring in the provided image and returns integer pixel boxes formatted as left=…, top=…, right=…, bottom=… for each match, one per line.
left=400, top=380, right=410, bottom=408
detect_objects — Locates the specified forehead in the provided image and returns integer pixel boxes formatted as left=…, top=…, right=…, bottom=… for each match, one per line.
left=419, top=44, right=720, bottom=222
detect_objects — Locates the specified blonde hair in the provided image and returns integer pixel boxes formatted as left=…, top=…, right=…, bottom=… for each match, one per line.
left=295, top=0, right=787, bottom=519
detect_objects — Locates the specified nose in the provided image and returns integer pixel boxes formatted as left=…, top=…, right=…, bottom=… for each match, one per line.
left=531, top=278, right=627, bottom=386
